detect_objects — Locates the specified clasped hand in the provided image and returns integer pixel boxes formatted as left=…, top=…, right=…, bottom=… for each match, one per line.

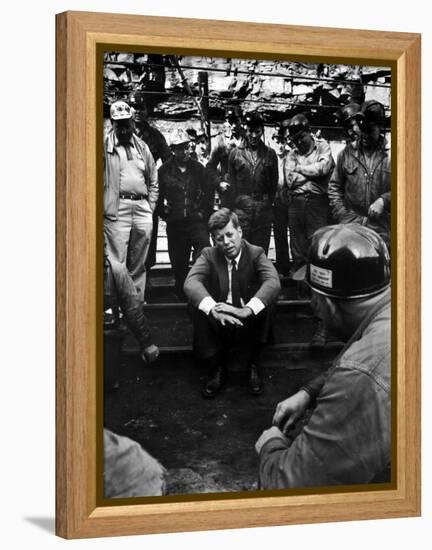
left=213, top=302, right=253, bottom=320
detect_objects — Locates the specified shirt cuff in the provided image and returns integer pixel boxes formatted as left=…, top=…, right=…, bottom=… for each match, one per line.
left=198, top=296, right=217, bottom=315
left=245, top=297, right=265, bottom=315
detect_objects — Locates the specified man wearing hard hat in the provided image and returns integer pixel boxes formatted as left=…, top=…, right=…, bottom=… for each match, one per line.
left=157, top=128, right=214, bottom=299
left=256, top=224, right=391, bottom=488
left=328, top=100, right=391, bottom=248
left=227, top=111, right=278, bottom=255
left=104, top=100, right=159, bottom=302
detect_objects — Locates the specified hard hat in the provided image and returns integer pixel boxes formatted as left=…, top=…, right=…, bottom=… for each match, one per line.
left=225, top=105, right=243, bottom=122
left=361, top=100, right=385, bottom=126
left=110, top=100, right=133, bottom=120
left=287, top=113, right=310, bottom=139
left=244, top=111, right=264, bottom=128
left=337, top=103, right=364, bottom=128
left=169, top=128, right=191, bottom=147
left=128, top=91, right=148, bottom=109
left=272, top=119, right=290, bottom=140
left=305, top=224, right=390, bottom=299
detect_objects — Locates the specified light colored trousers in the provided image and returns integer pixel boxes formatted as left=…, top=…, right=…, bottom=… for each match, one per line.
left=104, top=198, right=153, bottom=302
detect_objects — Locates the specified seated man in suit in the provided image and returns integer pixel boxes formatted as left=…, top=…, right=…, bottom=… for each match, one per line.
left=184, top=208, right=280, bottom=398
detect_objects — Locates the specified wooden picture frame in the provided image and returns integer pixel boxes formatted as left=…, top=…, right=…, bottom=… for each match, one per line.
left=56, top=11, right=421, bottom=539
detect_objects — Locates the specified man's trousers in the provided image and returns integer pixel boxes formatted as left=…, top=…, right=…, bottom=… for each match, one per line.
left=288, top=194, right=329, bottom=271
left=105, top=198, right=153, bottom=302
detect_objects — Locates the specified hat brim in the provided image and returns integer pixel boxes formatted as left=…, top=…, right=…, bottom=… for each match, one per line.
left=111, top=114, right=132, bottom=121
left=170, top=140, right=190, bottom=147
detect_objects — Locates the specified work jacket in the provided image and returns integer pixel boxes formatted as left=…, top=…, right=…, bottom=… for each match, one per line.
left=328, top=138, right=391, bottom=240
left=157, top=157, right=214, bottom=224
left=258, top=291, right=391, bottom=488
left=283, top=136, right=335, bottom=197
left=104, top=130, right=158, bottom=221
left=228, top=141, right=278, bottom=228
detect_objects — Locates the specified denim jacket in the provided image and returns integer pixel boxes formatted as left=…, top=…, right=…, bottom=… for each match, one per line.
left=259, top=291, right=391, bottom=488
left=104, top=130, right=158, bottom=221
left=328, top=139, right=391, bottom=241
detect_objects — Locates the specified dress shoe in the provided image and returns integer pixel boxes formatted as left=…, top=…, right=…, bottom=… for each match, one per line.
left=249, top=364, right=264, bottom=396
left=310, top=321, right=328, bottom=349
left=202, top=366, right=226, bottom=398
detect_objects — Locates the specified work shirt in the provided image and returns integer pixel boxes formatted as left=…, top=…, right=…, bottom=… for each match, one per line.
left=104, top=429, right=166, bottom=498
left=328, top=137, right=391, bottom=243
left=158, top=157, right=214, bottom=224
left=258, top=290, right=391, bottom=488
left=104, top=130, right=158, bottom=220
left=284, top=136, right=335, bottom=196
left=228, top=141, right=278, bottom=228
left=116, top=142, right=147, bottom=195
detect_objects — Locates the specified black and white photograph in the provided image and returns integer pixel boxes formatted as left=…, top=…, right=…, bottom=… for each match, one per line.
left=102, top=51, right=392, bottom=499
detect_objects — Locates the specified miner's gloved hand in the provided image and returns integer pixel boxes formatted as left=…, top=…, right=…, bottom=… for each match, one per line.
left=272, top=389, right=311, bottom=434
left=368, top=197, right=385, bottom=219
left=141, top=344, right=160, bottom=364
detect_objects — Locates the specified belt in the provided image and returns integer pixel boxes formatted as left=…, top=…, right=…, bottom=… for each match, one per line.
left=291, top=192, right=324, bottom=199
left=119, top=192, right=147, bottom=200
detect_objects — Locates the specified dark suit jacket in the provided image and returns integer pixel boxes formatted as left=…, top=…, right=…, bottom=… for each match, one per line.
left=183, top=240, right=280, bottom=308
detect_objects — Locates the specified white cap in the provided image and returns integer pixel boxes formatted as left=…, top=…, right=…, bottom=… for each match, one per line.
left=110, top=100, right=132, bottom=120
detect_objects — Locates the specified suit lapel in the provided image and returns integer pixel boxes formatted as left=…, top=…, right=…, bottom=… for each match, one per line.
left=237, top=241, right=250, bottom=299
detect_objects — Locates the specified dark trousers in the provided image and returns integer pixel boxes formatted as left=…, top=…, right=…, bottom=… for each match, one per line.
left=236, top=209, right=272, bottom=254
left=288, top=194, right=329, bottom=270
left=248, top=224, right=272, bottom=255
left=145, top=211, right=159, bottom=269
left=190, top=307, right=272, bottom=366
left=273, top=198, right=291, bottom=275
left=167, top=220, right=210, bottom=297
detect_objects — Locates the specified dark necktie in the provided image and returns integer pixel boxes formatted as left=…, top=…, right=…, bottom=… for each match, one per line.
left=231, top=259, right=241, bottom=307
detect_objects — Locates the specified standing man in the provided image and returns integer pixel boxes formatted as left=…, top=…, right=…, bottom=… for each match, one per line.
left=271, top=124, right=291, bottom=278
left=104, top=100, right=158, bottom=302
left=228, top=112, right=278, bottom=254
left=184, top=208, right=280, bottom=398
left=206, top=105, right=244, bottom=208
left=128, top=90, right=172, bottom=165
left=158, top=129, right=213, bottom=299
left=256, top=224, right=391, bottom=488
left=284, top=113, right=335, bottom=275
left=128, top=91, right=172, bottom=277
left=284, top=113, right=335, bottom=347
left=328, top=100, right=391, bottom=247
left=336, top=102, right=364, bottom=146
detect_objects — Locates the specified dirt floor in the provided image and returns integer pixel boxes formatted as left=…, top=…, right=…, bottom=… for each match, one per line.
left=104, top=349, right=337, bottom=496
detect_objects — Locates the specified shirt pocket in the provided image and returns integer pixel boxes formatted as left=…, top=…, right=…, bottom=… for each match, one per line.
left=344, top=161, right=359, bottom=175
left=134, top=153, right=146, bottom=172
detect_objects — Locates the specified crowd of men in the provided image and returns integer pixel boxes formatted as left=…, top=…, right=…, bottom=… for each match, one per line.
left=103, top=92, right=392, bottom=497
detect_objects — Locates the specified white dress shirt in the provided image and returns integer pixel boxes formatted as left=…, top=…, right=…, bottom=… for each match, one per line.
left=198, top=250, right=265, bottom=316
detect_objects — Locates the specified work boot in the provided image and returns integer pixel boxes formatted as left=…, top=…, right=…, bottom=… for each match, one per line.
left=202, top=366, right=226, bottom=398
left=310, top=320, right=328, bottom=349
left=249, top=364, right=264, bottom=396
